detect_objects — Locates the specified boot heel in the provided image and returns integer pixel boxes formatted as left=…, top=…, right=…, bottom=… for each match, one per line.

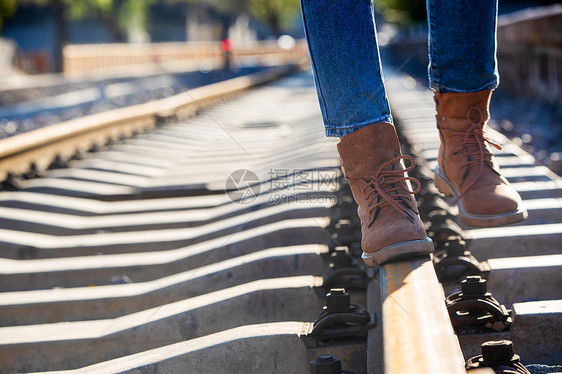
left=434, top=170, right=455, bottom=197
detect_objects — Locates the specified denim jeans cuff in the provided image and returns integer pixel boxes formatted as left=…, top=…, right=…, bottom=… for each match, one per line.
left=324, top=115, right=394, bottom=138
left=430, top=79, right=499, bottom=94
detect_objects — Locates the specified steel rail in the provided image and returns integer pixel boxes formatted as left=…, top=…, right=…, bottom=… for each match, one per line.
left=0, top=64, right=302, bottom=183
left=376, top=63, right=468, bottom=374
left=380, top=256, right=466, bottom=374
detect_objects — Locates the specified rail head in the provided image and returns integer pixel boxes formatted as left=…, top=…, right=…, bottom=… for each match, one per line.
left=380, top=256, right=466, bottom=374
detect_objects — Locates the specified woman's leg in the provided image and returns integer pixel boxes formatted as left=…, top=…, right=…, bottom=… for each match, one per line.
left=301, top=0, right=392, bottom=137
left=427, top=0, right=527, bottom=227
left=427, top=0, right=498, bottom=93
left=301, top=0, right=433, bottom=266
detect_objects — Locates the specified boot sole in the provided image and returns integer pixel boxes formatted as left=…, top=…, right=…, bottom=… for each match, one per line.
left=361, top=237, right=434, bottom=267
left=434, top=165, right=528, bottom=227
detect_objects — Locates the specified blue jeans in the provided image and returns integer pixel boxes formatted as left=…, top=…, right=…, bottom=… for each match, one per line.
left=301, top=0, right=499, bottom=138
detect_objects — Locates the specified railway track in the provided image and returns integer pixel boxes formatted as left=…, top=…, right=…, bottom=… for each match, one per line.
left=0, top=64, right=300, bottom=184
left=0, top=65, right=272, bottom=139
left=0, top=67, right=560, bottom=373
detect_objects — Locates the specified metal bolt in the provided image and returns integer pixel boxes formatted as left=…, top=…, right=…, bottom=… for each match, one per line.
left=461, top=276, right=487, bottom=297
left=481, top=340, right=515, bottom=363
left=310, top=354, right=342, bottom=374
left=326, top=288, right=350, bottom=313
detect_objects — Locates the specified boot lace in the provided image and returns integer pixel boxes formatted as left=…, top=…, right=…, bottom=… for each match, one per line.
left=446, top=107, right=502, bottom=196
left=360, top=155, right=421, bottom=227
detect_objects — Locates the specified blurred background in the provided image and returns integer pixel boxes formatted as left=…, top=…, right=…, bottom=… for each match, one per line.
left=0, top=0, right=560, bottom=172
left=0, top=0, right=305, bottom=74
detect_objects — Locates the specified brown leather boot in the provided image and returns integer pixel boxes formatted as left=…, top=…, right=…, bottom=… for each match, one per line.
left=434, top=90, right=527, bottom=227
left=337, top=123, right=433, bottom=267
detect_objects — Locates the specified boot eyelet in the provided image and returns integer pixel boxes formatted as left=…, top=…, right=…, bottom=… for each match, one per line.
left=440, top=115, right=447, bottom=122
left=347, top=165, right=353, bottom=172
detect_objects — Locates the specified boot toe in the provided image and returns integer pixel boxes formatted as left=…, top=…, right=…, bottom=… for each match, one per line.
left=462, top=183, right=521, bottom=216
left=360, top=210, right=426, bottom=254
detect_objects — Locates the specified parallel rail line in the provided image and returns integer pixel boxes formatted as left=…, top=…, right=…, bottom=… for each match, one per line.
left=0, top=64, right=301, bottom=183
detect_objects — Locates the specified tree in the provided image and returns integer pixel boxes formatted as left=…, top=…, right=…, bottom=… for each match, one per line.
left=66, top=0, right=159, bottom=43
left=176, top=0, right=301, bottom=38
left=168, top=0, right=248, bottom=39
left=0, top=0, right=17, bottom=35
left=248, top=0, right=300, bottom=37
left=376, top=0, right=426, bottom=24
